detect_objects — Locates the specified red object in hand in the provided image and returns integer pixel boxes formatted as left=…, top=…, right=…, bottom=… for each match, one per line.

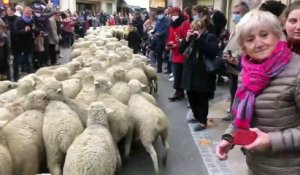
left=232, top=129, right=257, bottom=146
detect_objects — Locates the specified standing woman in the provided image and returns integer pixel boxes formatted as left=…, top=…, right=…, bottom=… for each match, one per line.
left=179, top=19, right=219, bottom=131
left=216, top=11, right=300, bottom=175
left=285, top=1, right=300, bottom=54
left=166, top=7, right=190, bottom=102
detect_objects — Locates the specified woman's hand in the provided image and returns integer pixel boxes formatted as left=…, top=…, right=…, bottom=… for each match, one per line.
left=216, top=140, right=234, bottom=160
left=244, top=128, right=271, bottom=152
left=186, top=29, right=194, bottom=42
left=193, top=30, right=202, bottom=40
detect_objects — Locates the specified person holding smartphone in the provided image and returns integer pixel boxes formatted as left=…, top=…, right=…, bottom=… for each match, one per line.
left=165, top=7, right=190, bottom=102
left=179, top=18, right=219, bottom=131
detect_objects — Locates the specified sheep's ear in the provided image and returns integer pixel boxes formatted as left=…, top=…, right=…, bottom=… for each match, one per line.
left=32, top=81, right=36, bottom=87
left=140, top=82, right=146, bottom=88
left=108, top=81, right=113, bottom=88
left=0, top=120, right=8, bottom=128
left=56, top=88, right=62, bottom=93
left=105, top=108, right=113, bottom=114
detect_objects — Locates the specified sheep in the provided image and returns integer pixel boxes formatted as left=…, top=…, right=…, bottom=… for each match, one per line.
left=127, top=79, right=169, bottom=175
left=37, top=67, right=70, bottom=82
left=43, top=100, right=84, bottom=175
left=3, top=90, right=49, bottom=175
left=63, top=102, right=121, bottom=175
left=94, top=76, right=133, bottom=159
left=70, top=48, right=81, bottom=59
left=0, top=81, right=17, bottom=94
left=0, top=100, right=25, bottom=122
left=0, top=89, right=16, bottom=108
left=61, top=78, right=82, bottom=99
left=16, top=79, right=36, bottom=98
left=138, top=62, right=158, bottom=94
left=107, top=66, right=130, bottom=105
left=0, top=120, right=13, bottom=175
left=126, top=67, right=149, bottom=92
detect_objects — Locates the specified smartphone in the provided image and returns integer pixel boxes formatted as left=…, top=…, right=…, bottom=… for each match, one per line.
left=232, top=129, right=257, bottom=146
left=227, top=50, right=232, bottom=57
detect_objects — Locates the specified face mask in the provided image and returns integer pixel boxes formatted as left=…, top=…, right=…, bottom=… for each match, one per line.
left=157, top=14, right=163, bottom=20
left=232, top=14, right=242, bottom=24
left=21, top=15, right=32, bottom=23
left=193, top=15, right=199, bottom=21
left=172, top=15, right=179, bottom=21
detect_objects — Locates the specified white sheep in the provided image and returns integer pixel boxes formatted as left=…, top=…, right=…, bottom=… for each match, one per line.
left=63, top=102, right=121, bottom=175
left=106, top=66, right=130, bottom=105
left=3, top=90, right=49, bottom=175
left=0, top=100, right=25, bottom=122
left=61, top=78, right=82, bottom=99
left=128, top=79, right=169, bottom=175
left=126, top=67, right=149, bottom=92
left=94, top=76, right=133, bottom=159
left=0, top=89, right=16, bottom=108
left=0, top=120, right=12, bottom=175
left=138, top=62, right=158, bottom=94
left=43, top=100, right=84, bottom=175
left=0, top=81, right=17, bottom=94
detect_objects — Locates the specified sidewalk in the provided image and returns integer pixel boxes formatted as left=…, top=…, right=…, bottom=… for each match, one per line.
left=187, top=89, right=248, bottom=175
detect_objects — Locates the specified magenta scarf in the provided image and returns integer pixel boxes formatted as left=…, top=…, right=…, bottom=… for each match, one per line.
left=232, top=41, right=292, bottom=129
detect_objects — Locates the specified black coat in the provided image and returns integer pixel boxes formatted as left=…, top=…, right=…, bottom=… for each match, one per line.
left=13, top=17, right=35, bottom=54
left=179, top=32, right=219, bottom=95
left=0, top=36, right=9, bottom=75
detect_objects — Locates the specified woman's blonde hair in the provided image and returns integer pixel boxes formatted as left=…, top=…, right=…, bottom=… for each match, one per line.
left=190, top=19, right=206, bottom=30
left=235, top=10, right=285, bottom=46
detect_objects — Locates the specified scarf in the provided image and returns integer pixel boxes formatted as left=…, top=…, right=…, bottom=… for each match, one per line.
left=232, top=41, right=292, bottom=129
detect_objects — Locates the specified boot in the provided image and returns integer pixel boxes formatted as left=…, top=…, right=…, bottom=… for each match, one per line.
left=168, top=90, right=185, bottom=102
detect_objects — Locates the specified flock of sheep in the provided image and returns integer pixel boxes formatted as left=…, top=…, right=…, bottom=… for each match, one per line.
left=0, top=26, right=169, bottom=175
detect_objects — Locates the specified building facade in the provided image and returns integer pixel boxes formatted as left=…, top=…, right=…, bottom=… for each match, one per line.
left=60, top=0, right=117, bottom=14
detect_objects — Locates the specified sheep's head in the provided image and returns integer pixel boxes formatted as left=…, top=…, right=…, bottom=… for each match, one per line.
left=68, top=61, right=81, bottom=75
left=42, top=79, right=66, bottom=101
left=0, top=81, right=17, bottom=94
left=94, top=76, right=112, bottom=93
left=54, top=67, right=70, bottom=81
left=113, top=67, right=126, bottom=81
left=128, top=79, right=146, bottom=94
left=90, top=60, right=103, bottom=72
left=87, top=101, right=112, bottom=127
left=24, top=90, right=48, bottom=111
left=17, top=79, right=36, bottom=98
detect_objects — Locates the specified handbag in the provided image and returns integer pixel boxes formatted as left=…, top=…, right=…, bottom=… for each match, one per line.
left=203, top=34, right=226, bottom=75
left=203, top=54, right=226, bottom=75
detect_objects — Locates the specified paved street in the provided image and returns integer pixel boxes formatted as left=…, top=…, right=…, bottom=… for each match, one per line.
left=58, top=48, right=248, bottom=175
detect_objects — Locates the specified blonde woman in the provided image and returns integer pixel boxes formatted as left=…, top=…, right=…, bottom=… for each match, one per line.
left=179, top=19, right=219, bottom=131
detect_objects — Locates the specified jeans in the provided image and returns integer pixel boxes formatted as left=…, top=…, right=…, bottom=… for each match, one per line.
left=13, top=52, right=33, bottom=81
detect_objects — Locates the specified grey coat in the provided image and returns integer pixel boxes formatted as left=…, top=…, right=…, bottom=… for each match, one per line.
left=226, top=54, right=300, bottom=175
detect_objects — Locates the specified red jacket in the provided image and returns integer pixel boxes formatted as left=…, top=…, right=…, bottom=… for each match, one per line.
left=167, top=19, right=190, bottom=63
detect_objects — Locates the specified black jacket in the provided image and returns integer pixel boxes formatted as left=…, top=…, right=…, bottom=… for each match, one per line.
left=179, top=32, right=219, bottom=95
left=13, top=17, right=36, bottom=53
left=0, top=35, right=9, bottom=75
